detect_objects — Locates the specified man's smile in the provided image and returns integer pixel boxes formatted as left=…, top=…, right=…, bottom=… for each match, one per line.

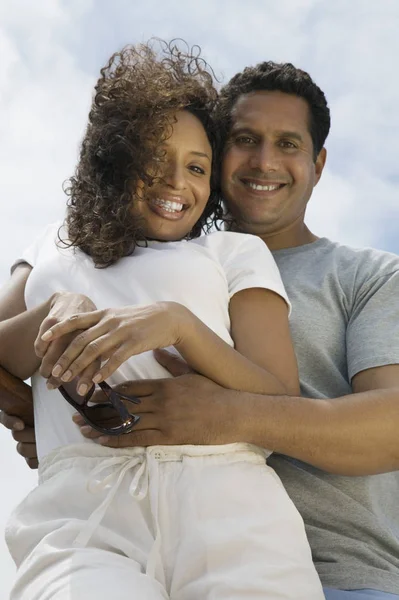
left=239, top=177, right=288, bottom=197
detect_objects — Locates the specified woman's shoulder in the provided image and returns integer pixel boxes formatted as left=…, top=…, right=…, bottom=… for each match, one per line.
left=190, top=231, right=266, bottom=254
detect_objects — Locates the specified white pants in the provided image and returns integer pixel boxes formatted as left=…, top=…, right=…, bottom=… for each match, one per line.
left=6, top=443, right=324, bottom=599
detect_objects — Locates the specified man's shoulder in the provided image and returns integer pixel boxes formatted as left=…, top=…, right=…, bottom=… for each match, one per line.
left=275, top=238, right=399, bottom=302
left=320, top=238, right=399, bottom=280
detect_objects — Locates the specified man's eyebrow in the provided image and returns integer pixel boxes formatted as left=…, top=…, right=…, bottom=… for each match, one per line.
left=230, top=125, right=304, bottom=143
left=276, top=130, right=304, bottom=142
left=230, top=125, right=257, bottom=134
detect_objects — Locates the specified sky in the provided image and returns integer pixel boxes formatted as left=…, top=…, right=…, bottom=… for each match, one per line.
left=1, top=0, right=399, bottom=595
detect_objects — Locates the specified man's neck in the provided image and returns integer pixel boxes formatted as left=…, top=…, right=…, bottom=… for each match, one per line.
left=258, top=224, right=319, bottom=251
left=230, top=218, right=318, bottom=251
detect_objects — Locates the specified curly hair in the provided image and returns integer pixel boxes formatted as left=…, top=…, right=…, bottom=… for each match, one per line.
left=62, top=39, right=222, bottom=268
left=216, top=61, right=330, bottom=160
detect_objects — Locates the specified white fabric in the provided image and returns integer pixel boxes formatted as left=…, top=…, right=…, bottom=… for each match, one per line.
left=6, top=443, right=324, bottom=600
left=15, top=222, right=290, bottom=460
left=7, top=224, right=322, bottom=598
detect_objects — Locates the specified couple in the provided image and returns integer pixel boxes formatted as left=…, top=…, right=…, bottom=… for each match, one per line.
left=1, top=40, right=399, bottom=599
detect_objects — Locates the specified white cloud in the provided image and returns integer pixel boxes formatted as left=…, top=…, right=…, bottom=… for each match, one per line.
left=1, top=0, right=399, bottom=595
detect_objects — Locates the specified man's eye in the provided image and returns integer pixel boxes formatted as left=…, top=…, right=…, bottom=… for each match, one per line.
left=279, top=140, right=297, bottom=149
left=235, top=136, right=256, bottom=145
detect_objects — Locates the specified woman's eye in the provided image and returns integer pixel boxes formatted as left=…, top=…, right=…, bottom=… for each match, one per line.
left=190, top=165, right=206, bottom=175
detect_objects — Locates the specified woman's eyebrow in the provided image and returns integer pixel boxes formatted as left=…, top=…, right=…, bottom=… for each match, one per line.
left=191, top=151, right=211, bottom=161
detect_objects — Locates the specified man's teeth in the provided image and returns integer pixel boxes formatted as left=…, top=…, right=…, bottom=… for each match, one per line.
left=247, top=182, right=281, bottom=191
left=152, top=198, right=184, bottom=213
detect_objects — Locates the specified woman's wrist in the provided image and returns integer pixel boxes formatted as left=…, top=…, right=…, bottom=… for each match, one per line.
left=49, top=291, right=62, bottom=310
left=164, top=301, right=196, bottom=348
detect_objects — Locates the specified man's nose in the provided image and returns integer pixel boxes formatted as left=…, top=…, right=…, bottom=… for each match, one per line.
left=249, top=142, right=280, bottom=172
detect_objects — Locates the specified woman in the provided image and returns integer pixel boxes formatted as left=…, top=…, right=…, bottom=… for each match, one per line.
left=1, top=40, right=323, bottom=599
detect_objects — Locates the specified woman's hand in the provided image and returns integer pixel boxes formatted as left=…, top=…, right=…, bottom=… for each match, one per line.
left=34, top=292, right=100, bottom=394
left=40, top=302, right=190, bottom=390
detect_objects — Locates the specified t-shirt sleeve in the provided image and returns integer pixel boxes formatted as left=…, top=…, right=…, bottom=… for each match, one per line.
left=211, top=232, right=291, bottom=312
left=347, top=269, right=399, bottom=380
left=11, top=222, right=60, bottom=273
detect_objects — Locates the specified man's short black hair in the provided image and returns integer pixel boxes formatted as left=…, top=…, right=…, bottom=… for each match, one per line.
left=217, top=61, right=330, bottom=160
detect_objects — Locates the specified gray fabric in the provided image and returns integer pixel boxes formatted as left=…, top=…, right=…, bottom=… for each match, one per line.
left=324, top=589, right=399, bottom=599
left=269, top=237, right=399, bottom=594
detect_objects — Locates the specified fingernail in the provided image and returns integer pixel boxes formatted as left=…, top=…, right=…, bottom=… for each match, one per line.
left=46, top=382, right=55, bottom=390
left=77, top=383, right=88, bottom=396
left=98, top=436, right=110, bottom=444
left=80, top=425, right=92, bottom=435
left=61, top=370, right=72, bottom=382
left=52, top=365, right=62, bottom=377
left=72, top=414, right=84, bottom=424
left=13, top=422, right=24, bottom=431
left=41, top=331, right=52, bottom=341
left=92, top=373, right=102, bottom=384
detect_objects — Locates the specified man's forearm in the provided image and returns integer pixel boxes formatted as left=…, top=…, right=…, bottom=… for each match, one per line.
left=0, top=297, right=54, bottom=379
left=240, top=388, right=399, bottom=476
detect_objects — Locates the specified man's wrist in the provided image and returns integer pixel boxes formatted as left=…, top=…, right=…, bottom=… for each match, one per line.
left=212, top=388, right=268, bottom=446
left=223, top=391, right=323, bottom=453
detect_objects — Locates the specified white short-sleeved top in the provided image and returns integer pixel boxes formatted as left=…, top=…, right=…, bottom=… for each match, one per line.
left=16, top=223, right=289, bottom=459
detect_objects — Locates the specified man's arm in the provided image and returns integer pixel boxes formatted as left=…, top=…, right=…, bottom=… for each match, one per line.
left=77, top=357, right=399, bottom=477
left=245, top=364, right=399, bottom=476
left=0, top=365, right=37, bottom=468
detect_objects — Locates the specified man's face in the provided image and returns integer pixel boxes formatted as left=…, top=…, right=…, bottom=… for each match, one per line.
left=221, top=90, right=326, bottom=238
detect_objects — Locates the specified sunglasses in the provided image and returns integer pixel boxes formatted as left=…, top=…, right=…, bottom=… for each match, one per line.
left=58, top=381, right=141, bottom=436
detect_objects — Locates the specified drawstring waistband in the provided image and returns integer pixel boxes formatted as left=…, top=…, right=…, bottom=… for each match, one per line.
left=38, top=441, right=268, bottom=579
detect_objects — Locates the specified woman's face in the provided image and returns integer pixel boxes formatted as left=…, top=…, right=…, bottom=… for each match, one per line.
left=134, top=110, right=212, bottom=241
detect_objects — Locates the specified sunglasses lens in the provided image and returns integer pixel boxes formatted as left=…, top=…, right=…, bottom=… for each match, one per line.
left=79, top=403, right=139, bottom=436
left=59, top=383, right=139, bottom=435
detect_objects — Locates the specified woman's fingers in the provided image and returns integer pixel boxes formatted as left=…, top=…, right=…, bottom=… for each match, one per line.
left=91, top=343, right=134, bottom=383
left=40, top=311, right=103, bottom=342
left=39, top=333, right=78, bottom=379
left=50, top=327, right=112, bottom=381
left=35, top=315, right=61, bottom=358
left=75, top=359, right=102, bottom=396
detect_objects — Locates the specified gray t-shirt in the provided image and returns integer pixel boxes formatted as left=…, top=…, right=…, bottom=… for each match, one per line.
left=269, top=237, right=399, bottom=593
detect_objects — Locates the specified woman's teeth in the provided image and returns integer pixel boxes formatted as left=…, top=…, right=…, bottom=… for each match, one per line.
left=152, top=198, right=184, bottom=213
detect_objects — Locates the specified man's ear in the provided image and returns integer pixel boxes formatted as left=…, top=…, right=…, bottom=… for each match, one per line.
left=314, top=147, right=327, bottom=185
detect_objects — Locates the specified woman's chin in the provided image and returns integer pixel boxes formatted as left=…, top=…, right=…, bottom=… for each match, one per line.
left=144, top=225, right=191, bottom=243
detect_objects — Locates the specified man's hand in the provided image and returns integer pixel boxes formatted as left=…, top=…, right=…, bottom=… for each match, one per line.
left=0, top=365, right=38, bottom=468
left=153, top=348, right=193, bottom=376
left=74, top=373, right=248, bottom=448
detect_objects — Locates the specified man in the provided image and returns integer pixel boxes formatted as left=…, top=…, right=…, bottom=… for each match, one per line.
left=2, top=62, right=399, bottom=599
